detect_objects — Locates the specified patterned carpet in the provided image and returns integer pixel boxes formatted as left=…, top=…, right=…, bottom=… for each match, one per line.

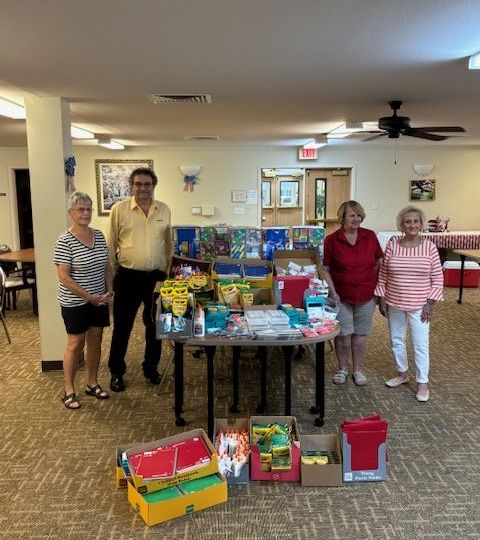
left=1, top=287, right=479, bottom=539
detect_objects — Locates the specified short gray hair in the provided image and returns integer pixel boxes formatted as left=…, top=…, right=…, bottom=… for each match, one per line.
left=67, top=191, right=93, bottom=211
left=396, top=205, right=426, bottom=231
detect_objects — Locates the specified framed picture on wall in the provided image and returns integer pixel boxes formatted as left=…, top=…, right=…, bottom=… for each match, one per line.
left=409, top=179, right=436, bottom=201
left=95, top=159, right=154, bottom=216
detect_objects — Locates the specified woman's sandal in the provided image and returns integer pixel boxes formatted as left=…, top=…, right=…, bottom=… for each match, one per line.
left=353, top=371, right=367, bottom=386
left=332, top=369, right=348, bottom=385
left=62, top=392, right=81, bottom=410
left=85, top=384, right=110, bottom=400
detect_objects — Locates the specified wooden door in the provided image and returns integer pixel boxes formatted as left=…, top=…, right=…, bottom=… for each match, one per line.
left=305, top=168, right=351, bottom=236
left=261, top=169, right=304, bottom=226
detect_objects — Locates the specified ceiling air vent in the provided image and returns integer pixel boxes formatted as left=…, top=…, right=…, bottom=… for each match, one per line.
left=147, top=94, right=212, bottom=104
left=185, top=135, right=220, bottom=141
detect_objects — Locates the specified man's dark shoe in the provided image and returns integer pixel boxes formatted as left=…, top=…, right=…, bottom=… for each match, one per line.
left=110, top=375, right=126, bottom=392
left=144, top=371, right=161, bottom=385
left=142, top=361, right=161, bottom=385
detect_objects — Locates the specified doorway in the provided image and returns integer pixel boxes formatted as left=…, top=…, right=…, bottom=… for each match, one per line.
left=260, top=168, right=304, bottom=227
left=14, top=169, right=34, bottom=248
left=305, top=168, right=351, bottom=235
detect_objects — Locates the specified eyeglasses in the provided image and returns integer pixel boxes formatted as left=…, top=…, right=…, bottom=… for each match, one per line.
left=71, top=207, right=93, bottom=213
left=133, top=181, right=153, bottom=188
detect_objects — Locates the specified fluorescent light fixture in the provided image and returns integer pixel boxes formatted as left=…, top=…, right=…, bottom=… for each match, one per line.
left=71, top=125, right=94, bottom=139
left=327, top=121, right=378, bottom=139
left=97, top=138, right=125, bottom=150
left=468, top=51, right=480, bottom=69
left=0, top=97, right=26, bottom=119
left=303, top=139, right=327, bottom=149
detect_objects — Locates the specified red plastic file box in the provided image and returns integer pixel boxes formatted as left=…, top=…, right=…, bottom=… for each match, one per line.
left=443, top=261, right=480, bottom=288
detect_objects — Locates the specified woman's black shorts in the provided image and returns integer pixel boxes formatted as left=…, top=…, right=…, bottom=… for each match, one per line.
left=61, top=303, right=110, bottom=335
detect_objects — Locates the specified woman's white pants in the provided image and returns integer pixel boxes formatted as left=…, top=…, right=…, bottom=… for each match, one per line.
left=388, top=306, right=430, bottom=383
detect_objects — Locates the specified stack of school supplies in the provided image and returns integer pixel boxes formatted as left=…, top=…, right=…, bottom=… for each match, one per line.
left=340, top=414, right=388, bottom=483
left=119, top=429, right=228, bottom=526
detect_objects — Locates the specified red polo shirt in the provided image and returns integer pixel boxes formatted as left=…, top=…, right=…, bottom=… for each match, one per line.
left=323, top=227, right=383, bottom=305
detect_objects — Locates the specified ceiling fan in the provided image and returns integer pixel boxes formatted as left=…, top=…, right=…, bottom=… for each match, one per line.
left=364, top=101, right=465, bottom=141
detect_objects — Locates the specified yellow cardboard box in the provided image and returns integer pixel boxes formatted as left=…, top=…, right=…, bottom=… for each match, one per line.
left=128, top=473, right=228, bottom=526
left=126, top=428, right=219, bottom=494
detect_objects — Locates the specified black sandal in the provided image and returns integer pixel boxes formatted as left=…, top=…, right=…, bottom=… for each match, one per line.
left=85, top=384, right=110, bottom=400
left=62, top=392, right=81, bottom=410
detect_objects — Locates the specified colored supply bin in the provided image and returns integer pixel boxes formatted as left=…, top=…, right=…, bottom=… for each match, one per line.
left=443, top=261, right=480, bottom=287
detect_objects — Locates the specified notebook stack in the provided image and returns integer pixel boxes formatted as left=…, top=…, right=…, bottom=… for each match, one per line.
left=118, top=429, right=228, bottom=526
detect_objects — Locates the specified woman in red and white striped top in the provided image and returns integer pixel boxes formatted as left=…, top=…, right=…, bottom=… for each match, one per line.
left=375, top=206, right=443, bottom=402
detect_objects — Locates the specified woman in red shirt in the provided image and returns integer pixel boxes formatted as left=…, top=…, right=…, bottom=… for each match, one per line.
left=323, top=201, right=383, bottom=386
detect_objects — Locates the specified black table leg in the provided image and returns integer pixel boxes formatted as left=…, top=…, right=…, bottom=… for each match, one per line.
left=174, top=341, right=186, bottom=427
left=256, top=347, right=267, bottom=413
left=283, top=346, right=294, bottom=416
left=205, top=346, right=216, bottom=441
left=309, top=341, right=325, bottom=426
left=457, top=255, right=466, bottom=304
left=230, top=346, right=240, bottom=413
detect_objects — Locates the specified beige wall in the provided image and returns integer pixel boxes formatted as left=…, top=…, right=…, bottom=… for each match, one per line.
left=1, top=144, right=480, bottom=248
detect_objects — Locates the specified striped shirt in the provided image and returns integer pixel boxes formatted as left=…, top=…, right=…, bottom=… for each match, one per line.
left=375, top=237, right=444, bottom=311
left=54, top=229, right=109, bottom=307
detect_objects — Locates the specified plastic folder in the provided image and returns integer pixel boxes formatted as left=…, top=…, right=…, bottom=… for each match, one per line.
left=341, top=416, right=388, bottom=471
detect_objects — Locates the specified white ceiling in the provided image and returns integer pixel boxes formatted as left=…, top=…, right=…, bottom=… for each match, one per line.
left=0, top=0, right=479, bottom=147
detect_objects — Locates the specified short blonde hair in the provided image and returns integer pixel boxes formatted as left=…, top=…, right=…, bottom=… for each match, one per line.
left=396, top=205, right=426, bottom=231
left=337, top=200, right=366, bottom=224
left=67, top=191, right=92, bottom=211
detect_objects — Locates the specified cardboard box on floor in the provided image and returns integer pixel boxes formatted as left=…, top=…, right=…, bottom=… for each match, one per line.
left=128, top=473, right=228, bottom=526
left=300, top=434, right=342, bottom=487
left=213, top=417, right=250, bottom=485
left=126, top=429, right=219, bottom=494
left=249, top=415, right=301, bottom=482
left=116, top=444, right=138, bottom=489
left=341, top=432, right=387, bottom=482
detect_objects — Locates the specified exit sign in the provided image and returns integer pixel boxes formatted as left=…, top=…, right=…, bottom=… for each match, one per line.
left=298, top=147, right=318, bottom=160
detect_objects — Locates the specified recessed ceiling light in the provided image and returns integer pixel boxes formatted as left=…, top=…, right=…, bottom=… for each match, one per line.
left=97, top=138, right=125, bottom=150
left=468, top=51, right=480, bottom=69
left=71, top=125, right=94, bottom=139
left=303, top=139, right=327, bottom=149
left=0, top=97, right=26, bottom=119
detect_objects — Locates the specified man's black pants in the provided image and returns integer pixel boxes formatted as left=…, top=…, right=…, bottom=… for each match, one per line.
left=108, top=266, right=165, bottom=378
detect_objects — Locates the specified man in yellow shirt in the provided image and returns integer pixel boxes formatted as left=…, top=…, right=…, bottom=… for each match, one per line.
left=107, top=167, right=173, bottom=392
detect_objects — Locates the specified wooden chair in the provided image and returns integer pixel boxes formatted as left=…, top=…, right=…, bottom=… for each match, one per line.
left=0, top=245, right=37, bottom=314
left=0, top=267, right=11, bottom=343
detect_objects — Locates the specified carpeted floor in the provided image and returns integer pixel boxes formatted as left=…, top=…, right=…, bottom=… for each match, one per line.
left=1, top=287, right=479, bottom=539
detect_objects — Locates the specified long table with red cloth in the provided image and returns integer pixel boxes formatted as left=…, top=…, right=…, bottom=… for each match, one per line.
left=377, top=231, right=480, bottom=252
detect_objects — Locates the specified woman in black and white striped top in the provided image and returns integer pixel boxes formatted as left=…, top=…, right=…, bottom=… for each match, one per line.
left=54, top=192, right=113, bottom=410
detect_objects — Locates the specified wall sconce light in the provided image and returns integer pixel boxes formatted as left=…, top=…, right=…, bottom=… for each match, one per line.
left=179, top=165, right=202, bottom=176
left=412, top=163, right=434, bottom=177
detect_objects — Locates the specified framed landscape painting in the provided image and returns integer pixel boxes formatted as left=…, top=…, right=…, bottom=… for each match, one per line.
left=95, top=159, right=154, bottom=216
left=409, top=179, right=436, bottom=201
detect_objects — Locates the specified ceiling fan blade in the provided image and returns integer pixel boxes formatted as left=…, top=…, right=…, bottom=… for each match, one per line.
left=404, top=131, right=447, bottom=141
left=362, top=133, right=387, bottom=142
left=409, top=126, right=465, bottom=133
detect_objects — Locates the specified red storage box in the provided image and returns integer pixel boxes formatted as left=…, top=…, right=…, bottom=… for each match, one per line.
left=443, top=261, right=480, bottom=288
left=274, top=276, right=309, bottom=308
